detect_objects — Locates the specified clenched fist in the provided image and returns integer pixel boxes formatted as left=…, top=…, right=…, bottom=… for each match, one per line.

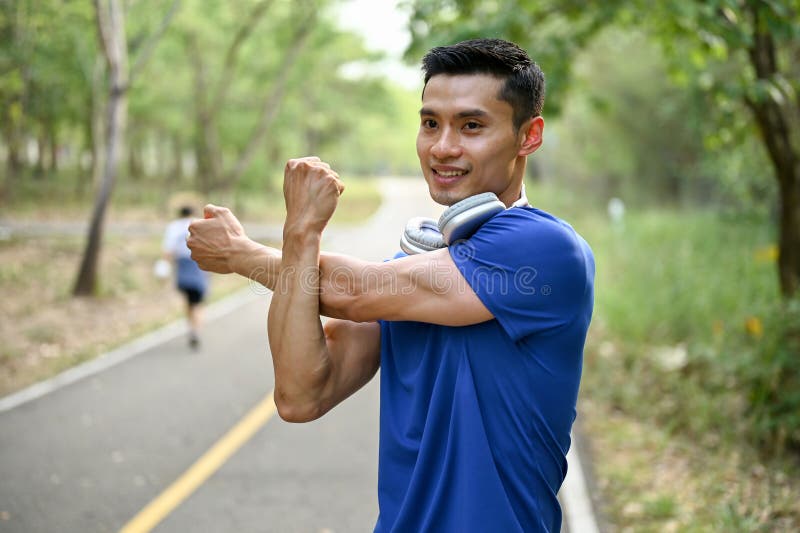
left=187, top=204, right=253, bottom=274
left=283, top=157, right=345, bottom=236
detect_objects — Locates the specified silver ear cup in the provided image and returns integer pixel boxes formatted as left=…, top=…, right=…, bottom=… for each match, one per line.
left=438, top=192, right=505, bottom=244
left=400, top=217, right=447, bottom=255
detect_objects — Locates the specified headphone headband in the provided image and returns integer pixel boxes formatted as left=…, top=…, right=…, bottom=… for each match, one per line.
left=401, top=189, right=524, bottom=255
left=439, top=193, right=505, bottom=244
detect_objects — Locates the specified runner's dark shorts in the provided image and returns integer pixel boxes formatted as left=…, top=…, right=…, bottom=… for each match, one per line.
left=179, top=287, right=205, bottom=306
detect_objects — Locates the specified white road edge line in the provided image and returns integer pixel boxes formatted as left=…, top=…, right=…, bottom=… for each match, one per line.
left=562, top=430, right=601, bottom=533
left=0, top=287, right=260, bottom=413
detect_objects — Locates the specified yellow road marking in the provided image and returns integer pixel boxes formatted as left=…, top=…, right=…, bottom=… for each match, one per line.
left=119, top=391, right=277, bottom=533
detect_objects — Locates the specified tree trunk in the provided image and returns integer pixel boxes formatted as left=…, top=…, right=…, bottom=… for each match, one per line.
left=128, top=130, right=143, bottom=181
left=4, top=111, right=23, bottom=177
left=171, top=133, right=183, bottom=183
left=185, top=33, right=223, bottom=194
left=35, top=133, right=46, bottom=177
left=746, top=5, right=800, bottom=298
left=90, top=53, right=106, bottom=193
left=49, top=127, right=58, bottom=172
left=73, top=86, right=127, bottom=295
left=777, top=179, right=800, bottom=297
left=74, top=0, right=178, bottom=296
left=74, top=0, right=129, bottom=296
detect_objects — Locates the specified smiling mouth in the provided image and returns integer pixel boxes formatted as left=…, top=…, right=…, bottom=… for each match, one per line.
left=432, top=169, right=468, bottom=177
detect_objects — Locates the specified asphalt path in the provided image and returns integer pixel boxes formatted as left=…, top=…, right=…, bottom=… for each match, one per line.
left=0, top=177, right=599, bottom=532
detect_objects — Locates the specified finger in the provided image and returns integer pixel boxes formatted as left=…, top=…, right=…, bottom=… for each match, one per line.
left=203, top=204, right=218, bottom=219
left=204, top=204, right=233, bottom=220
left=188, top=216, right=212, bottom=238
left=288, top=156, right=321, bottom=167
left=302, top=159, right=331, bottom=171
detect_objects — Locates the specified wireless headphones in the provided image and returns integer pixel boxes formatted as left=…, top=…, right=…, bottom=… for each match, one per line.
left=400, top=186, right=530, bottom=255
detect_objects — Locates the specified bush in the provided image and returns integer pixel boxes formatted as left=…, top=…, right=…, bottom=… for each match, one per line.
left=735, top=299, right=800, bottom=454
left=558, top=196, right=797, bottom=457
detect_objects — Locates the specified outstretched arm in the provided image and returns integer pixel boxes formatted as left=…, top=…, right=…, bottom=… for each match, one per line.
left=188, top=211, right=492, bottom=326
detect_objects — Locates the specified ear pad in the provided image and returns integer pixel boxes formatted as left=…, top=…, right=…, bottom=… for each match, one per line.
left=400, top=192, right=506, bottom=254
left=401, top=217, right=446, bottom=255
left=438, top=192, right=505, bottom=244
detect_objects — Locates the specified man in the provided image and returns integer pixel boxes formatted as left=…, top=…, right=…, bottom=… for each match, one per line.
left=162, top=204, right=209, bottom=349
left=188, top=38, right=594, bottom=532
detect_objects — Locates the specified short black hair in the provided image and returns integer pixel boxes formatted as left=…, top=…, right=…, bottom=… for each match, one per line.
left=421, top=38, right=545, bottom=130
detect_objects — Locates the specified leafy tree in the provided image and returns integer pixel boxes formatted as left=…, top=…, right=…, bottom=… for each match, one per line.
left=169, top=0, right=320, bottom=194
left=0, top=0, right=96, bottom=189
left=73, top=0, right=179, bottom=296
left=407, top=0, right=800, bottom=298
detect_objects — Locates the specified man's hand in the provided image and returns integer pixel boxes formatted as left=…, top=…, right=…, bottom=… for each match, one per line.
left=283, top=157, right=345, bottom=237
left=187, top=204, right=252, bottom=274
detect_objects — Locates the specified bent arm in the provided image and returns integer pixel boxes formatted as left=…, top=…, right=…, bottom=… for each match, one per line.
left=227, top=241, right=490, bottom=326
left=268, top=157, right=385, bottom=422
left=266, top=231, right=379, bottom=422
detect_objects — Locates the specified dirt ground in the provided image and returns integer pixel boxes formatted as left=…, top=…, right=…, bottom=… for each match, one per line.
left=0, top=232, right=248, bottom=397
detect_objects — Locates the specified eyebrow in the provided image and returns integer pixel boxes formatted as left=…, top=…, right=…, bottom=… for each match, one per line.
left=419, top=107, right=489, bottom=119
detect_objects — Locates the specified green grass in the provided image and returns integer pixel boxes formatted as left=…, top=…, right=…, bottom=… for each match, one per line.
left=528, top=180, right=800, bottom=531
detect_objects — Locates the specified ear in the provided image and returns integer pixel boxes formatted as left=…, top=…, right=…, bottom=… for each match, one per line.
left=517, top=116, right=544, bottom=157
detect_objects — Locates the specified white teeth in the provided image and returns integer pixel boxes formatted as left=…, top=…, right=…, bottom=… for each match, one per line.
left=436, top=170, right=466, bottom=177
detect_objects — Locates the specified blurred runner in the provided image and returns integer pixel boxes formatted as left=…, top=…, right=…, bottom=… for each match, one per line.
left=163, top=205, right=209, bottom=349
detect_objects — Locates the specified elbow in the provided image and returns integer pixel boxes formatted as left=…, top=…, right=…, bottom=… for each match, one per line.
left=274, top=390, right=325, bottom=423
left=276, top=406, right=318, bottom=424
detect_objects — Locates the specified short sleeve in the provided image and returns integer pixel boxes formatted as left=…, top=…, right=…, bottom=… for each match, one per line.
left=163, top=219, right=192, bottom=258
left=161, top=222, right=176, bottom=253
left=448, top=208, right=591, bottom=342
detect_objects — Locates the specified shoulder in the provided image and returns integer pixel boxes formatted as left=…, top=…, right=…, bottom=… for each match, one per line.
left=166, top=218, right=190, bottom=233
left=489, top=207, right=580, bottom=242
left=459, top=207, right=592, bottom=268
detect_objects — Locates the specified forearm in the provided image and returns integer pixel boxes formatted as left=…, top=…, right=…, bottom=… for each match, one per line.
left=228, top=238, right=282, bottom=290
left=218, top=224, right=417, bottom=324
left=226, top=238, right=369, bottom=320
left=267, top=227, right=332, bottom=421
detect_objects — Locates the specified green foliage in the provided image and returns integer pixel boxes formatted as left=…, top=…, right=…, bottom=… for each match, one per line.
left=737, top=299, right=800, bottom=454
left=406, top=0, right=627, bottom=115
left=407, top=0, right=800, bottom=117
left=407, top=0, right=796, bottom=201
left=1, top=0, right=422, bottom=209
left=555, top=187, right=800, bottom=455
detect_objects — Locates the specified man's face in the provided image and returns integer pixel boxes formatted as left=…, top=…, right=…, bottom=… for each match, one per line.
left=416, top=73, right=535, bottom=207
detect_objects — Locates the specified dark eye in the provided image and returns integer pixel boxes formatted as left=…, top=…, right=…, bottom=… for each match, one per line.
left=423, top=118, right=437, bottom=129
left=464, top=121, right=481, bottom=130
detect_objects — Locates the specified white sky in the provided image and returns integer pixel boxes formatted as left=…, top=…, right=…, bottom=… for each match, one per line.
left=334, top=0, right=422, bottom=89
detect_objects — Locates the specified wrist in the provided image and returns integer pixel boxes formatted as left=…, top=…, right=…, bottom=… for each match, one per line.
left=229, top=236, right=265, bottom=276
left=282, top=220, right=323, bottom=247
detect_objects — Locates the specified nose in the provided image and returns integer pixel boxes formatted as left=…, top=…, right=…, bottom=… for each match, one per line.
left=431, top=126, right=462, bottom=160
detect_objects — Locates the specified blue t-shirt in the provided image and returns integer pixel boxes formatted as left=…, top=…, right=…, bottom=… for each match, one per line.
left=375, top=207, right=595, bottom=532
